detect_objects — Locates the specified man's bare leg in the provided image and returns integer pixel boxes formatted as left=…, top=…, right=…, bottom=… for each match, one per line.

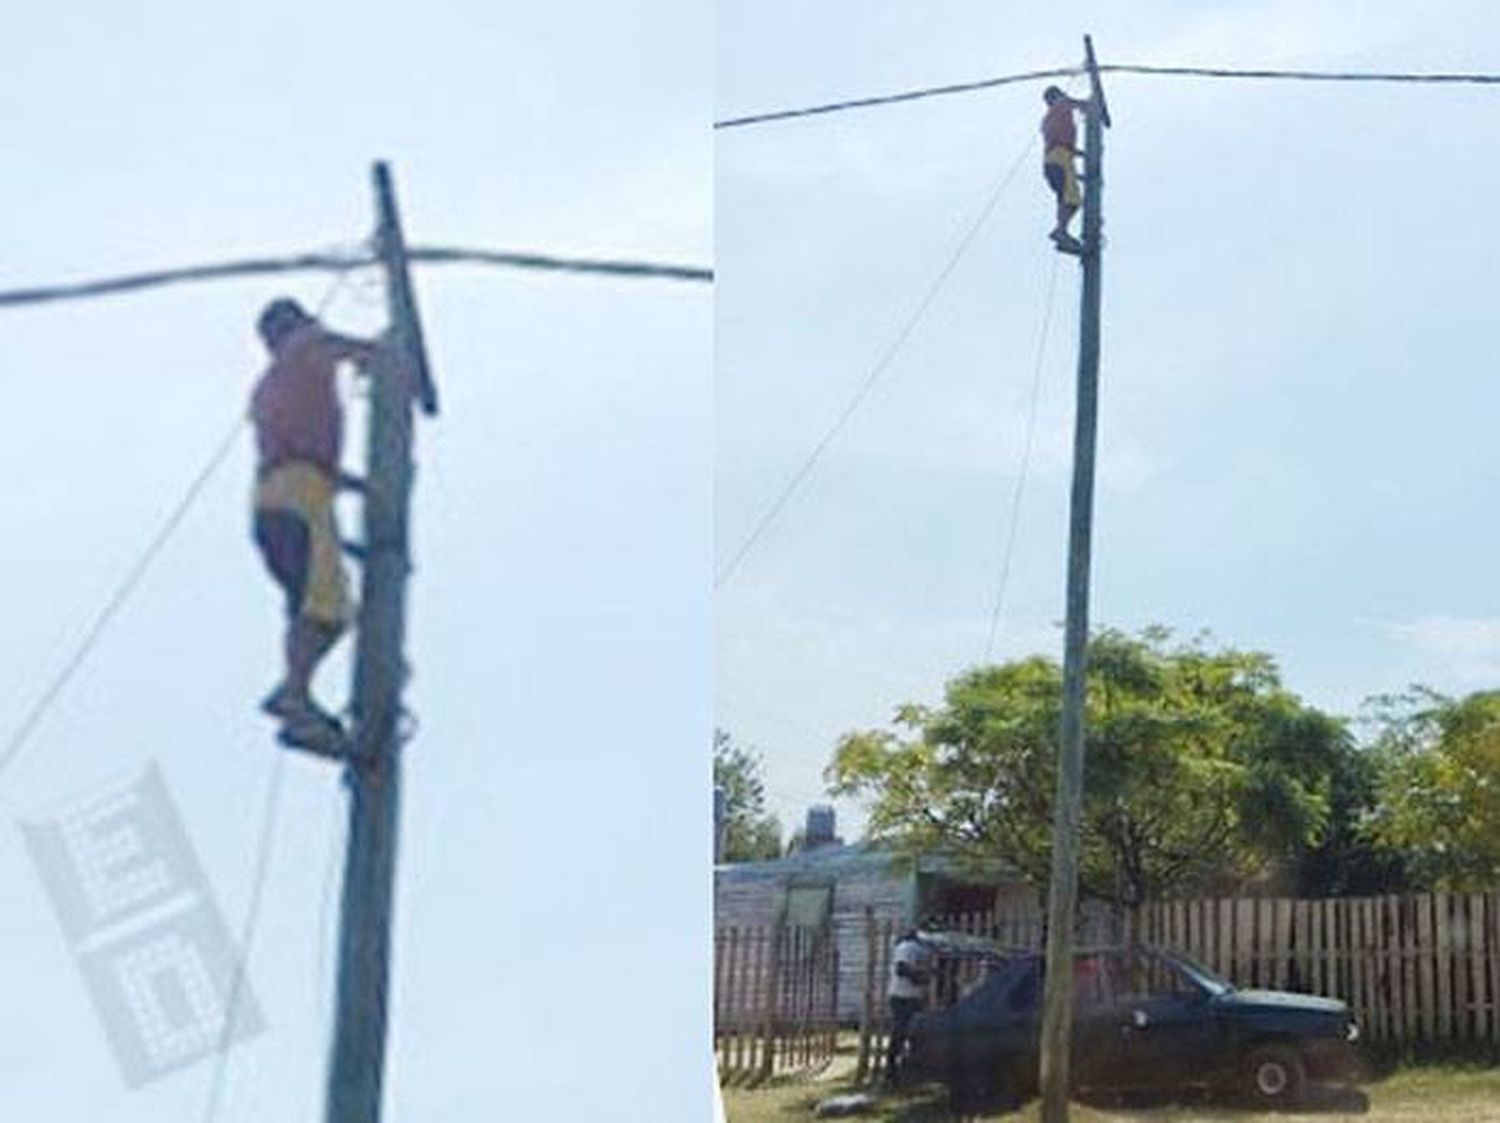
left=1051, top=200, right=1079, bottom=241
left=286, top=618, right=343, bottom=703
left=264, top=619, right=345, bottom=721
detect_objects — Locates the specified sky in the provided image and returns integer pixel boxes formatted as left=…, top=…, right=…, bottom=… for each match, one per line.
left=715, top=0, right=1500, bottom=841
left=2, top=3, right=709, bottom=1121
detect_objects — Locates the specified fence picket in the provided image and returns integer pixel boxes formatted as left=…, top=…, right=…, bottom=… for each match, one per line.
left=1471, top=893, right=1489, bottom=1043
left=1489, top=893, right=1500, bottom=1046
left=1436, top=892, right=1453, bottom=1041
left=719, top=889, right=1500, bottom=1081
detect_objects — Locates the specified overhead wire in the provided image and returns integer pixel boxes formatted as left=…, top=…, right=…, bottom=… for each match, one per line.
left=200, top=750, right=287, bottom=1123
left=715, top=61, right=1500, bottom=130
left=0, top=257, right=361, bottom=784
left=198, top=258, right=359, bottom=1123
left=983, top=251, right=1061, bottom=663
left=714, top=66, right=1081, bottom=129
left=0, top=416, right=246, bottom=782
left=715, top=132, right=1038, bottom=590
left=0, top=257, right=358, bottom=1119
left=316, top=782, right=348, bottom=1026
left=0, top=244, right=710, bottom=310
left=1101, top=62, right=1500, bottom=84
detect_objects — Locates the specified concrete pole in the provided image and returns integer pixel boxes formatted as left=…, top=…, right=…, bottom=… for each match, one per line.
left=1038, top=36, right=1109, bottom=1123
left=325, top=161, right=434, bottom=1123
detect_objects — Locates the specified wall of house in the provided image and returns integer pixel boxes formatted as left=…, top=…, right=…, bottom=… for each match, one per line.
left=714, top=855, right=912, bottom=1023
left=826, top=861, right=910, bottom=1021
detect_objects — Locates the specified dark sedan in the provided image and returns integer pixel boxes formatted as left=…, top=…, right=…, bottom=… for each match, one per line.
left=906, top=946, right=1362, bottom=1109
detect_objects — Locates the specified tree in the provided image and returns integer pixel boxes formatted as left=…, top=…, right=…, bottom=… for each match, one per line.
left=826, top=629, right=1349, bottom=916
left=1367, top=688, right=1500, bottom=890
left=1294, top=701, right=1409, bottom=897
left=714, top=729, right=782, bottom=863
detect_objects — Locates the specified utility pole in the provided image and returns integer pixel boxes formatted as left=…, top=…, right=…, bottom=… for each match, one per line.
left=1038, top=36, right=1110, bottom=1123
left=326, top=161, right=438, bottom=1123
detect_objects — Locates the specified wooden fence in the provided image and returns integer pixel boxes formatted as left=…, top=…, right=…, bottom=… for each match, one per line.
left=1136, top=892, right=1500, bottom=1049
left=714, top=923, right=839, bottom=1082
left=853, top=892, right=1500, bottom=1080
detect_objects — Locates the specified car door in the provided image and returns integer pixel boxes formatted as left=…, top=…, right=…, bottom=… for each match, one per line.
left=966, top=958, right=1041, bottom=1081
left=1069, top=953, right=1130, bottom=1089
left=1105, top=951, right=1218, bottom=1089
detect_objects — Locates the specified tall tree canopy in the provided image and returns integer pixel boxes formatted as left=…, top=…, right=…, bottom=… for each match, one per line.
left=1366, top=688, right=1500, bottom=890
left=714, top=728, right=783, bottom=863
left=826, top=629, right=1352, bottom=910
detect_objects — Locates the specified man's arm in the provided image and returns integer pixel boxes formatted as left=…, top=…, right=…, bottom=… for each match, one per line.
left=894, top=947, right=931, bottom=986
left=895, top=962, right=929, bottom=984
left=321, top=331, right=381, bottom=368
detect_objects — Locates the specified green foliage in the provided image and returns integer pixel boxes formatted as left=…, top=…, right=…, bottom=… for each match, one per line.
left=1367, top=689, right=1500, bottom=890
left=714, top=729, right=783, bottom=863
left=825, top=629, right=1351, bottom=908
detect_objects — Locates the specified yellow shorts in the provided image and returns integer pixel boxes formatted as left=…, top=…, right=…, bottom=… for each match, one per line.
left=253, top=462, right=353, bottom=629
left=1044, top=146, right=1081, bottom=207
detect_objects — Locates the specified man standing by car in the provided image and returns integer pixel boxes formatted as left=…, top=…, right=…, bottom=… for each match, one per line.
left=885, top=921, right=936, bottom=1084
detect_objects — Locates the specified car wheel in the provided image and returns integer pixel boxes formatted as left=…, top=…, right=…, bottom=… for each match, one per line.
left=1242, top=1044, right=1306, bottom=1109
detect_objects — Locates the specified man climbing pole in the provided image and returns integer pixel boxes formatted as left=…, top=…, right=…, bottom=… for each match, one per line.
left=1041, top=85, right=1091, bottom=253
left=249, top=297, right=380, bottom=757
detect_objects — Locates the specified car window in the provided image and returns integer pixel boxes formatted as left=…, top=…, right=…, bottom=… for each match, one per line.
left=1071, top=954, right=1114, bottom=1010
left=1115, top=952, right=1202, bottom=1001
left=997, top=957, right=1113, bottom=1014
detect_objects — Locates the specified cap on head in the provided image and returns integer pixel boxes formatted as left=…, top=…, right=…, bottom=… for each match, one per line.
left=1043, top=85, right=1067, bottom=105
left=257, top=297, right=312, bottom=352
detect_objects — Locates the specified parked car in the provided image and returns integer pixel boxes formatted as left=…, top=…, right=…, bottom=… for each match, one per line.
left=905, top=946, right=1362, bottom=1109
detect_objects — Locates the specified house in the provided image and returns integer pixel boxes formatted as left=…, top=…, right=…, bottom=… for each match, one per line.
left=714, top=808, right=1043, bottom=1021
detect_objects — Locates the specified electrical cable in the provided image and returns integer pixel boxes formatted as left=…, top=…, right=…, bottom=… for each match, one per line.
left=715, top=133, right=1038, bottom=590
left=198, top=258, right=360, bottom=1121
left=406, top=245, right=712, bottom=284
left=716, top=61, right=1500, bottom=130
left=315, top=781, right=347, bottom=1034
left=0, top=260, right=362, bottom=785
left=0, top=244, right=710, bottom=310
left=200, top=750, right=287, bottom=1123
left=983, top=251, right=1061, bottom=663
left=0, top=415, right=246, bottom=782
left=715, top=67, right=1081, bottom=128
left=1101, top=62, right=1500, bottom=84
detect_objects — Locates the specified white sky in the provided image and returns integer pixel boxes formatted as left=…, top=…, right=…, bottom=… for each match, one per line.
left=8, top=1, right=1500, bottom=1115
left=716, top=1, right=1500, bottom=839
left=2, top=2, right=708, bottom=1120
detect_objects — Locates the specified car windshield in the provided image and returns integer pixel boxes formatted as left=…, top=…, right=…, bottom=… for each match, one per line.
left=1166, top=952, right=1234, bottom=997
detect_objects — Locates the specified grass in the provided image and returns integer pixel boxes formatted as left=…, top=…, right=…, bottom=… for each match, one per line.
left=721, top=1046, right=1500, bottom=1123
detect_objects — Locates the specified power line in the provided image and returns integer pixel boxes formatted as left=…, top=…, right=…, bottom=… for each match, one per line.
left=0, top=244, right=711, bottom=310
left=0, top=415, right=245, bottom=781
left=716, top=60, right=1500, bottom=130
left=408, top=245, right=712, bottom=283
left=715, top=133, right=1037, bottom=589
left=715, top=67, right=1080, bottom=129
left=984, top=251, right=1061, bottom=663
left=0, top=263, right=361, bottom=784
left=1102, top=62, right=1500, bottom=84
left=201, top=750, right=287, bottom=1123
left=0, top=251, right=371, bottom=308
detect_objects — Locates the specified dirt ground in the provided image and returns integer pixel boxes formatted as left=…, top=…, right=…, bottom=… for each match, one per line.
left=721, top=1061, right=1500, bottom=1123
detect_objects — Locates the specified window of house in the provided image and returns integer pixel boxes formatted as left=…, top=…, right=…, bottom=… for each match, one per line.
left=784, top=884, right=832, bottom=928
